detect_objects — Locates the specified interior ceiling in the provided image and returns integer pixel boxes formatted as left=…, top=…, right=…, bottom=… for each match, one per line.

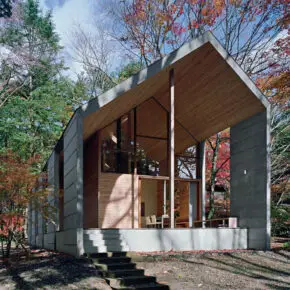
left=83, top=42, right=265, bottom=161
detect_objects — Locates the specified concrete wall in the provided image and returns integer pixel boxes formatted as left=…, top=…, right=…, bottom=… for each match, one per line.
left=35, top=211, right=44, bottom=248
left=27, top=203, right=32, bottom=245
left=56, top=112, right=84, bottom=256
left=28, top=202, right=37, bottom=247
left=231, top=110, right=271, bottom=250
left=84, top=228, right=248, bottom=252
left=43, top=152, right=57, bottom=250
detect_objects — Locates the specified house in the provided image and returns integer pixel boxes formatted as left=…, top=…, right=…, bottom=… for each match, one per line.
left=27, top=32, right=271, bottom=257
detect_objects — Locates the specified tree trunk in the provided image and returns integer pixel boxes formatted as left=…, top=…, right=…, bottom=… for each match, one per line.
left=208, top=133, right=221, bottom=220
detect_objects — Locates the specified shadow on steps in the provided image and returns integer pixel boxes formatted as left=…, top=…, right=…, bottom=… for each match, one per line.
left=88, top=252, right=170, bottom=290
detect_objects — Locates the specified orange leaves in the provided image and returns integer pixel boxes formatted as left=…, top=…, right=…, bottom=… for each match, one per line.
left=256, top=72, right=290, bottom=106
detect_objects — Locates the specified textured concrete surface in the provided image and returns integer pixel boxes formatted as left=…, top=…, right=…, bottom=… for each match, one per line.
left=84, top=229, right=248, bottom=252
left=231, top=111, right=271, bottom=250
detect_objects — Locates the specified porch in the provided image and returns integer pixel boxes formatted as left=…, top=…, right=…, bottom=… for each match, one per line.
left=83, top=228, right=248, bottom=253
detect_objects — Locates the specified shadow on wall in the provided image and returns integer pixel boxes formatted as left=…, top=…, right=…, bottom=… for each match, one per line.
left=99, top=173, right=138, bottom=229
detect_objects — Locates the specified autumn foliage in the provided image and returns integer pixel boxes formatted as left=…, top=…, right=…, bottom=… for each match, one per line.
left=0, top=151, right=49, bottom=257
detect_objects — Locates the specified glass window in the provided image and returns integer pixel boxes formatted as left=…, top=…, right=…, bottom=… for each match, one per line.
left=175, top=146, right=197, bottom=179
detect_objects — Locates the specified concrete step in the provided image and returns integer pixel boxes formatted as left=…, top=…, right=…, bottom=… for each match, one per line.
left=84, top=234, right=124, bottom=240
left=103, top=268, right=144, bottom=278
left=84, top=230, right=123, bottom=238
left=107, top=275, right=156, bottom=288
left=89, top=252, right=108, bottom=258
left=89, top=252, right=127, bottom=258
left=120, top=284, right=170, bottom=290
left=84, top=242, right=130, bottom=253
left=93, top=256, right=132, bottom=264
left=84, top=238, right=128, bottom=248
left=95, top=262, right=137, bottom=271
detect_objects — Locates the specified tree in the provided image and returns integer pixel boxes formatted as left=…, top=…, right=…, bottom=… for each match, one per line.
left=0, top=0, right=85, bottom=163
left=206, top=130, right=230, bottom=219
left=0, top=151, right=53, bottom=258
left=69, top=24, right=117, bottom=98
left=112, top=61, right=143, bottom=83
left=0, top=0, right=64, bottom=108
left=0, top=0, right=13, bottom=18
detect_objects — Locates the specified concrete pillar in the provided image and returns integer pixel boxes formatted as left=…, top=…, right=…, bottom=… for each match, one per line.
left=44, top=152, right=57, bottom=250
left=27, top=202, right=32, bottom=245
left=54, top=151, right=60, bottom=231
left=62, top=111, right=84, bottom=256
left=197, top=141, right=206, bottom=227
left=37, top=211, right=44, bottom=248
left=230, top=110, right=271, bottom=250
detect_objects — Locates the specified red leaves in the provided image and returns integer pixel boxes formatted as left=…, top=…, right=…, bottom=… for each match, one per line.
left=206, top=130, right=230, bottom=187
left=0, top=151, right=49, bottom=240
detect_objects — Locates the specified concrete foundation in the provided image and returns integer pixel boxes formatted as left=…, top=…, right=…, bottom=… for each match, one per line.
left=84, top=228, right=248, bottom=252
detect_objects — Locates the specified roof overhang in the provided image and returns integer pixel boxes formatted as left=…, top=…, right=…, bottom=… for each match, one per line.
left=79, top=32, right=269, bottom=150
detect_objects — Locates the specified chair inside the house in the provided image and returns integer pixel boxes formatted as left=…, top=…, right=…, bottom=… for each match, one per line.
left=151, top=215, right=162, bottom=228
left=145, top=216, right=154, bottom=228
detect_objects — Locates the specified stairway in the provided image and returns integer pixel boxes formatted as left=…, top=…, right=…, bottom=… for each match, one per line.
left=84, top=229, right=130, bottom=253
left=88, top=252, right=170, bottom=290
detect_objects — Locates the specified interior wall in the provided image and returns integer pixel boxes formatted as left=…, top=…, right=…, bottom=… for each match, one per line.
left=141, top=180, right=158, bottom=226
left=98, top=173, right=138, bottom=228
left=176, top=182, right=189, bottom=221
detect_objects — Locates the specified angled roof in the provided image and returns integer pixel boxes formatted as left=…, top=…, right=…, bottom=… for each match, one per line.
left=79, top=32, right=269, bottom=143
left=45, top=31, right=269, bottom=168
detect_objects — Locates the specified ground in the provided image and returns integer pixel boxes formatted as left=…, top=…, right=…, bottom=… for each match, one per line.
left=0, top=243, right=289, bottom=290
left=135, top=250, right=290, bottom=289
left=0, top=250, right=110, bottom=290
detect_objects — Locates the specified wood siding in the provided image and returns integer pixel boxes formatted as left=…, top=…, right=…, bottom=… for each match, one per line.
left=98, top=173, right=138, bottom=228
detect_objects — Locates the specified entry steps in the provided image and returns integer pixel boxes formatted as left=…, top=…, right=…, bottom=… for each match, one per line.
left=88, top=252, right=170, bottom=290
left=84, top=230, right=130, bottom=253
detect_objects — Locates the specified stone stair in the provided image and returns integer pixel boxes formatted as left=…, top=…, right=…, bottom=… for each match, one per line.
left=84, top=229, right=130, bottom=253
left=88, top=252, right=170, bottom=290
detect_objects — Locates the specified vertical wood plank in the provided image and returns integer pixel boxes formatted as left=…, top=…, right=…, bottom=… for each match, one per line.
left=169, top=69, right=175, bottom=228
left=134, top=107, right=137, bottom=175
left=97, top=130, right=102, bottom=228
left=138, top=179, right=142, bottom=228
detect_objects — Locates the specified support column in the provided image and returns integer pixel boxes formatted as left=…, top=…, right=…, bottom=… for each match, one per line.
left=197, top=141, right=206, bottom=227
left=169, top=69, right=175, bottom=228
left=230, top=110, right=271, bottom=250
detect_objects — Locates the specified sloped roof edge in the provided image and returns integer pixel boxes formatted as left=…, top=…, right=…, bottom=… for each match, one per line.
left=43, top=31, right=269, bottom=171
left=80, top=31, right=269, bottom=119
